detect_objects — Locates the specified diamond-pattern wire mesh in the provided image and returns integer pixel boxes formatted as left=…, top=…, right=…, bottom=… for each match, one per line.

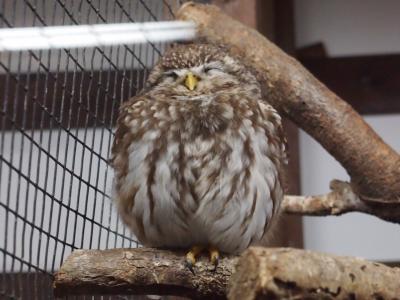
left=0, top=0, right=189, bottom=298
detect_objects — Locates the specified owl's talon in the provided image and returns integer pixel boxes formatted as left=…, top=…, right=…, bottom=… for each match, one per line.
left=185, top=259, right=196, bottom=275
left=211, top=257, right=219, bottom=272
left=185, top=246, right=203, bottom=275
left=208, top=246, right=220, bottom=272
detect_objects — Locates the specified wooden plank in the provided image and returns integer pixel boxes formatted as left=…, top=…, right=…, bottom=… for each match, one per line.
left=296, top=42, right=327, bottom=58
left=270, top=0, right=303, bottom=249
left=256, top=0, right=275, bottom=40
left=300, top=54, right=400, bottom=115
left=273, top=0, right=295, bottom=54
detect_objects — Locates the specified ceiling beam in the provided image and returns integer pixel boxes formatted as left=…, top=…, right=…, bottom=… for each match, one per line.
left=300, top=54, right=400, bottom=115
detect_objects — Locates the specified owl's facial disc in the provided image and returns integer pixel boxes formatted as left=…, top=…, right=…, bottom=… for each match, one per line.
left=159, top=60, right=235, bottom=99
left=146, top=44, right=259, bottom=101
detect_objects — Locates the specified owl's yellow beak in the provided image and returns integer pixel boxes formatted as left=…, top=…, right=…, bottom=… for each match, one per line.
left=184, top=72, right=198, bottom=91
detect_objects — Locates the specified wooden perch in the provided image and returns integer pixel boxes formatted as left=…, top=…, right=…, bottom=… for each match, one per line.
left=229, top=247, right=400, bottom=299
left=54, top=247, right=238, bottom=299
left=282, top=180, right=400, bottom=224
left=177, top=3, right=400, bottom=204
left=54, top=247, right=400, bottom=299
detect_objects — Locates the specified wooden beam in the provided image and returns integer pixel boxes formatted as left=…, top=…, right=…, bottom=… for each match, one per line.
left=273, top=0, right=295, bottom=55
left=270, top=0, right=303, bottom=248
left=300, top=54, right=400, bottom=115
left=296, top=42, right=327, bottom=59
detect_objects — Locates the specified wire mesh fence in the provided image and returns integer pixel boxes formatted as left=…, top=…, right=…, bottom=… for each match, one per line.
left=0, top=0, right=197, bottom=298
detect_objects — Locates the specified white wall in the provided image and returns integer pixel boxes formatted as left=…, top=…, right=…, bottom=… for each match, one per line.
left=295, top=0, right=400, bottom=261
left=300, top=116, right=400, bottom=260
left=295, top=0, right=400, bottom=56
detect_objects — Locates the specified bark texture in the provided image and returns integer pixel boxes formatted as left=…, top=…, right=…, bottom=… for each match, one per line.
left=53, top=247, right=238, bottom=299
left=282, top=180, right=400, bottom=223
left=54, top=247, right=400, bottom=299
left=177, top=3, right=400, bottom=203
left=229, top=247, right=400, bottom=300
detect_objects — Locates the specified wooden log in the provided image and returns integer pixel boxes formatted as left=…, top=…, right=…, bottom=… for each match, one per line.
left=176, top=3, right=400, bottom=203
left=54, top=247, right=400, bottom=299
left=229, top=247, right=400, bottom=300
left=53, top=247, right=238, bottom=299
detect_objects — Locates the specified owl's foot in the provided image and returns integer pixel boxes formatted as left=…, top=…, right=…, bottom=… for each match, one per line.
left=185, top=245, right=204, bottom=275
left=208, top=246, right=220, bottom=271
left=184, top=246, right=221, bottom=273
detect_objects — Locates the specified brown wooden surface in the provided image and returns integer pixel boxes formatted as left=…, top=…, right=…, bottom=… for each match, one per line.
left=54, top=247, right=400, bottom=299
left=54, top=248, right=238, bottom=299
left=300, top=54, right=400, bottom=115
left=296, top=42, right=327, bottom=58
left=273, top=0, right=295, bottom=55
left=271, top=0, right=303, bottom=248
left=229, top=247, right=400, bottom=300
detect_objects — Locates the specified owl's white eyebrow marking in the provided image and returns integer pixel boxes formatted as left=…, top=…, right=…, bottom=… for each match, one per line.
left=164, top=70, right=179, bottom=76
left=164, top=69, right=187, bottom=77
left=176, top=69, right=189, bottom=76
left=189, top=66, right=204, bottom=73
left=203, top=61, right=224, bottom=71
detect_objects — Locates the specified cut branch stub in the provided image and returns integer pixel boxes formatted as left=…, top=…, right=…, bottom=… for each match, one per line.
left=229, top=247, right=400, bottom=300
left=177, top=3, right=400, bottom=203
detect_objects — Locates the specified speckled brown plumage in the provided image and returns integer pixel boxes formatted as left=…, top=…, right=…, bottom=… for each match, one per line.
left=161, top=44, right=223, bottom=69
left=111, top=43, right=287, bottom=254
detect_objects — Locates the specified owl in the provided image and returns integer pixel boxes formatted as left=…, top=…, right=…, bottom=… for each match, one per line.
left=111, top=43, right=287, bottom=272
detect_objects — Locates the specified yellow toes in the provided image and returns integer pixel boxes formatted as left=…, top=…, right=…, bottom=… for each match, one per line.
left=185, top=245, right=221, bottom=273
left=185, top=245, right=203, bottom=274
left=208, top=246, right=220, bottom=271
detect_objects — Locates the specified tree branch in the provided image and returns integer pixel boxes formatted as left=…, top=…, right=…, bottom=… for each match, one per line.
left=177, top=3, right=400, bottom=203
left=54, top=247, right=400, bottom=299
left=53, top=247, right=238, bottom=299
left=229, top=247, right=400, bottom=299
left=282, top=180, right=400, bottom=223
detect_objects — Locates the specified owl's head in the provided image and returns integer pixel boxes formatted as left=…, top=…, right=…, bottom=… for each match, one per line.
left=146, top=43, right=259, bottom=100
